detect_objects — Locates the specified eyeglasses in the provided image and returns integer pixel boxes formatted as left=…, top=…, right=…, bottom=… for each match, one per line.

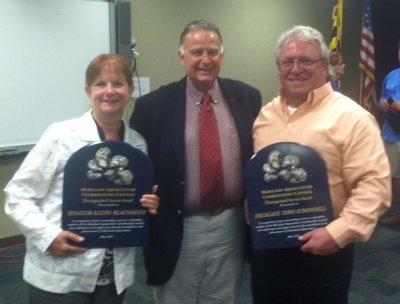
left=279, top=58, right=324, bottom=69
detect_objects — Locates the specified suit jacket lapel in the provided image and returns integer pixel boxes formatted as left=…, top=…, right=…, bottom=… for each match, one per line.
left=169, top=77, right=187, bottom=177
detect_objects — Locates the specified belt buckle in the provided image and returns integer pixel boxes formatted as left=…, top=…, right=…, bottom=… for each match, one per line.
left=210, top=205, right=226, bottom=216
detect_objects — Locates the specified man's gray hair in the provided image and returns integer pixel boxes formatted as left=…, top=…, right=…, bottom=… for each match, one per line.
left=274, top=25, right=329, bottom=65
left=178, top=19, right=224, bottom=54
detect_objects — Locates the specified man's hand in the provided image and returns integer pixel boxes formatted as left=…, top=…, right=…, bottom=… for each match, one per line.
left=48, top=231, right=87, bottom=257
left=378, top=99, right=390, bottom=112
left=244, top=200, right=250, bottom=225
left=390, top=100, right=400, bottom=113
left=298, top=227, right=339, bottom=256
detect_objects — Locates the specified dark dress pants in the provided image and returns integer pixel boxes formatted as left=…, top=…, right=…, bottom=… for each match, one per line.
left=28, top=283, right=126, bottom=304
left=251, top=245, right=354, bottom=304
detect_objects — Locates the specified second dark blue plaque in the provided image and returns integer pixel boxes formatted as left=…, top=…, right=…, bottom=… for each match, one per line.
left=245, top=142, right=333, bottom=251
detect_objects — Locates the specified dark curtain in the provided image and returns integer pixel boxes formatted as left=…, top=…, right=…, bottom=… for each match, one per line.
left=372, top=0, right=400, bottom=97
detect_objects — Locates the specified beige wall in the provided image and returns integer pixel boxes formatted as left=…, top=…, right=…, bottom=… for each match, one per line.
left=0, top=0, right=363, bottom=239
left=130, top=0, right=363, bottom=103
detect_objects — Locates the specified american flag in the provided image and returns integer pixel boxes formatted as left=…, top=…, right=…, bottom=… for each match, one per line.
left=359, top=0, right=378, bottom=115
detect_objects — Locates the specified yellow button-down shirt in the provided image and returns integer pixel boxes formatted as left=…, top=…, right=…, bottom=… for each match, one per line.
left=253, top=82, right=391, bottom=248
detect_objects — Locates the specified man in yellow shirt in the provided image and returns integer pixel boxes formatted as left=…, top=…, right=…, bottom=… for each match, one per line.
left=251, top=25, right=391, bottom=303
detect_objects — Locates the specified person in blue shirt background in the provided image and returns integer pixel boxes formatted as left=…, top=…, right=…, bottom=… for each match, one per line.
left=378, top=42, right=400, bottom=224
left=329, top=51, right=345, bottom=92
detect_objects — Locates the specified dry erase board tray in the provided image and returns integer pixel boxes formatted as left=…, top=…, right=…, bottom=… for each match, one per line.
left=0, top=144, right=33, bottom=157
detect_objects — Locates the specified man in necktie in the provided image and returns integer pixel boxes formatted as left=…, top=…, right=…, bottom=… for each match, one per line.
left=130, top=20, right=261, bottom=304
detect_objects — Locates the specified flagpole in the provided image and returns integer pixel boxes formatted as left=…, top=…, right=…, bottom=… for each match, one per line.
left=338, top=0, right=343, bottom=53
left=358, top=10, right=365, bottom=105
left=359, top=71, right=365, bottom=106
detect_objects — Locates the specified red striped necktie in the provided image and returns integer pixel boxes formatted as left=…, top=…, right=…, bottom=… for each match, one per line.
left=199, top=91, right=224, bottom=212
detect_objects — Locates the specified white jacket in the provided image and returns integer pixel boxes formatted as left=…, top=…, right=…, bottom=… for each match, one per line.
left=4, top=111, right=147, bottom=294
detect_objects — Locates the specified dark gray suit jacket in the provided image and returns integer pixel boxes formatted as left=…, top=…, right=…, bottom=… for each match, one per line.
left=130, top=76, right=262, bottom=285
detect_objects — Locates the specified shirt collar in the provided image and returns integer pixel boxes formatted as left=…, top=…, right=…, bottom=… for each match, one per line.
left=279, top=81, right=334, bottom=109
left=186, top=76, right=219, bottom=104
left=91, top=112, right=125, bottom=141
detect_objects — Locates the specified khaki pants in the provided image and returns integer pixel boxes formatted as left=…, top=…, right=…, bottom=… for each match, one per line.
left=153, top=207, right=246, bottom=304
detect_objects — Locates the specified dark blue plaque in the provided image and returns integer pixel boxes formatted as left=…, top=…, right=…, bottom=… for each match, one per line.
left=245, top=142, right=333, bottom=251
left=62, top=141, right=153, bottom=248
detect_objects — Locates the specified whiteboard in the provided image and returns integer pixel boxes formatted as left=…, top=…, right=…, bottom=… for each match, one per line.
left=0, top=0, right=114, bottom=154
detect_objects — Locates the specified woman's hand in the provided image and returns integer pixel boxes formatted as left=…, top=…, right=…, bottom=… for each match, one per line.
left=140, top=185, right=159, bottom=215
left=48, top=231, right=87, bottom=257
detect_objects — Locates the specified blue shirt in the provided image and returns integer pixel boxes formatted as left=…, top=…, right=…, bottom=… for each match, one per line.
left=381, top=67, right=400, bottom=142
left=331, top=79, right=340, bottom=92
